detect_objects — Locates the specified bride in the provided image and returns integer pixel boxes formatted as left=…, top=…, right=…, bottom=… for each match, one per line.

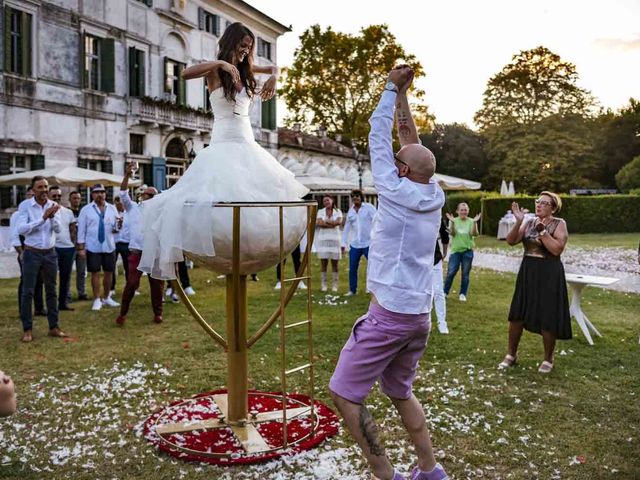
left=139, top=22, right=309, bottom=279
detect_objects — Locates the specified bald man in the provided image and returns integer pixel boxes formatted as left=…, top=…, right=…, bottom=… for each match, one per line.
left=329, top=66, right=448, bottom=480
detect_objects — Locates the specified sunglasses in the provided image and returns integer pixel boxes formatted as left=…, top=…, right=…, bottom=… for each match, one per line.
left=394, top=153, right=409, bottom=167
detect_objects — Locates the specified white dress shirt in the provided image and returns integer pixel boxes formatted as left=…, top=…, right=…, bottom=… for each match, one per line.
left=366, top=90, right=445, bottom=314
left=119, top=191, right=143, bottom=250
left=113, top=210, right=130, bottom=244
left=54, top=206, right=77, bottom=249
left=342, top=202, right=377, bottom=249
left=77, top=201, right=119, bottom=253
left=16, top=198, right=62, bottom=250
left=9, top=210, right=23, bottom=248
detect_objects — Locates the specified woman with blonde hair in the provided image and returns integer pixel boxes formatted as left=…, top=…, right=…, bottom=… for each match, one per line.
left=499, top=191, right=571, bottom=373
left=443, top=202, right=480, bottom=301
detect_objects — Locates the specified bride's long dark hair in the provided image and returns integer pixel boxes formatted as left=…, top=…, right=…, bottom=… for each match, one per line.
left=217, top=22, right=257, bottom=102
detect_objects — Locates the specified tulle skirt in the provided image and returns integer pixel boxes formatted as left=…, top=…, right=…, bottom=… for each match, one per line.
left=139, top=140, right=309, bottom=279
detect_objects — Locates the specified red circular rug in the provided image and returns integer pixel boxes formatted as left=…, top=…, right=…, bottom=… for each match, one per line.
left=143, top=389, right=340, bottom=465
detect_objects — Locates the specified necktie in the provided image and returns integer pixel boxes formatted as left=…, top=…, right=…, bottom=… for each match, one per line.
left=94, top=205, right=105, bottom=243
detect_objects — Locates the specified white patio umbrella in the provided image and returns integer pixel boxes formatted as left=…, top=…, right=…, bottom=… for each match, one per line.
left=507, top=181, right=515, bottom=195
left=0, top=166, right=141, bottom=187
left=433, top=173, right=481, bottom=191
left=500, top=179, right=508, bottom=196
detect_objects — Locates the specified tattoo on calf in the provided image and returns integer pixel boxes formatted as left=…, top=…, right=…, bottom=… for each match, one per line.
left=358, top=405, right=386, bottom=456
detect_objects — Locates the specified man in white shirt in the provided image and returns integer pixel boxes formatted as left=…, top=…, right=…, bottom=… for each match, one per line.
left=16, top=176, right=68, bottom=342
left=341, top=189, right=376, bottom=296
left=48, top=186, right=77, bottom=311
left=77, top=184, right=120, bottom=311
left=111, top=195, right=130, bottom=295
left=115, top=163, right=163, bottom=325
left=10, top=186, right=45, bottom=316
left=329, top=67, right=448, bottom=480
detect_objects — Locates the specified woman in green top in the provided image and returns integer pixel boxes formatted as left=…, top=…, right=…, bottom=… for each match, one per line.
left=443, top=202, right=480, bottom=301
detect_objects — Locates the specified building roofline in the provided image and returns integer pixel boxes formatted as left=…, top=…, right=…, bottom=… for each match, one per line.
left=215, top=0, right=291, bottom=36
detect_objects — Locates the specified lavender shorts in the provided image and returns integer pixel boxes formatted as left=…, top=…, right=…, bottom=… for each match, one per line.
left=329, top=303, right=431, bottom=404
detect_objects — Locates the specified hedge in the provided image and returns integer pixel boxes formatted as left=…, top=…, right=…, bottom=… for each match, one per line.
left=480, top=195, right=640, bottom=235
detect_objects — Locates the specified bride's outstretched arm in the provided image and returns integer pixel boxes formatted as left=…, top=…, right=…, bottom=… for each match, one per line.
left=253, top=65, right=278, bottom=100
left=182, top=60, right=239, bottom=83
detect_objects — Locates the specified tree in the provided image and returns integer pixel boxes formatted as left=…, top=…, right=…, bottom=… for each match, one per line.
left=591, top=98, right=640, bottom=187
left=474, top=46, right=597, bottom=130
left=615, top=155, right=640, bottom=192
left=420, top=124, right=487, bottom=182
left=280, top=24, right=431, bottom=148
left=483, top=114, right=601, bottom=194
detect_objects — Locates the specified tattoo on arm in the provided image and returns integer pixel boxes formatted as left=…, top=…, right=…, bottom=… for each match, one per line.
left=395, top=95, right=418, bottom=145
left=358, top=405, right=386, bottom=457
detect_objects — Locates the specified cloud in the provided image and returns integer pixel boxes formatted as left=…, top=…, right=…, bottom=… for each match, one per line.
left=593, top=36, right=640, bottom=51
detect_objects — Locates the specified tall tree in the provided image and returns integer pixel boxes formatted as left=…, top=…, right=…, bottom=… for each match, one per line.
left=420, top=124, right=487, bottom=182
left=280, top=24, right=431, bottom=148
left=474, top=46, right=597, bottom=130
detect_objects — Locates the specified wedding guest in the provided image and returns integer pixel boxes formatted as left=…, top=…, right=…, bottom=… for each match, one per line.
left=315, top=195, right=343, bottom=292
left=110, top=195, right=130, bottom=295
left=116, top=164, right=163, bottom=325
left=330, top=66, right=448, bottom=480
left=77, top=184, right=120, bottom=311
left=274, top=244, right=307, bottom=290
left=16, top=176, right=68, bottom=342
left=48, top=186, right=77, bottom=311
left=443, top=202, right=480, bottom=301
left=69, top=191, right=88, bottom=300
left=432, top=217, right=450, bottom=334
left=341, top=189, right=376, bottom=296
left=499, top=192, right=571, bottom=373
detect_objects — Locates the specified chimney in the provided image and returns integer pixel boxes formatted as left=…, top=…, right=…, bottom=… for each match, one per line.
left=293, top=122, right=301, bottom=132
left=317, top=125, right=327, bottom=138
left=335, top=133, right=342, bottom=142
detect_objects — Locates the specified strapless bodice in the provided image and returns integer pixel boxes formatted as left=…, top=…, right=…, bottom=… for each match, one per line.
left=209, top=87, right=254, bottom=143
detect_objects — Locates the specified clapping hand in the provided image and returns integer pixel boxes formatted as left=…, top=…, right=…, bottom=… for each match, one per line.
left=445, top=212, right=455, bottom=222
left=221, top=61, right=241, bottom=85
left=43, top=203, right=60, bottom=220
left=259, top=75, right=277, bottom=101
left=511, top=202, right=525, bottom=222
left=472, top=213, right=482, bottom=222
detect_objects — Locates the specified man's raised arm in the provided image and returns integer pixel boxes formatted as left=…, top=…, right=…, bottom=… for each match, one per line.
left=394, top=69, right=419, bottom=146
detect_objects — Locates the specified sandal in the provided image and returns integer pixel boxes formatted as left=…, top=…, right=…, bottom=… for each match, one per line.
left=538, top=360, right=553, bottom=373
left=498, top=354, right=517, bottom=369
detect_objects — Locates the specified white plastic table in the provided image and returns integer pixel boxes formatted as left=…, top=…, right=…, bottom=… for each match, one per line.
left=565, top=273, right=619, bottom=345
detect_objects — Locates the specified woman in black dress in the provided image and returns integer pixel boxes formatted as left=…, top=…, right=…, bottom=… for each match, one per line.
left=498, top=191, right=571, bottom=373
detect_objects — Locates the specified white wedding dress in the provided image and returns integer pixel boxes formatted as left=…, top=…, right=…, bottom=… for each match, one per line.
left=139, top=88, right=309, bottom=279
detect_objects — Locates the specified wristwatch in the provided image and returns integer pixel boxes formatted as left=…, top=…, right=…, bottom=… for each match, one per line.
left=384, top=81, right=398, bottom=93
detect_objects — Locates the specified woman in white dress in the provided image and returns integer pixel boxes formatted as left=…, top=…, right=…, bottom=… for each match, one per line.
left=315, top=195, right=343, bottom=292
left=139, top=23, right=308, bottom=279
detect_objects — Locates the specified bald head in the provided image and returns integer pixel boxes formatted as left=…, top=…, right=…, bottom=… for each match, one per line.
left=396, top=144, right=436, bottom=184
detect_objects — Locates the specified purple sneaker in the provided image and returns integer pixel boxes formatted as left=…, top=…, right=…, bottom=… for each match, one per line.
left=411, top=464, right=449, bottom=480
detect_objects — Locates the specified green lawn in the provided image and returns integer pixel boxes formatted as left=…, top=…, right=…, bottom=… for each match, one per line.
left=0, top=257, right=638, bottom=479
left=475, top=232, right=640, bottom=251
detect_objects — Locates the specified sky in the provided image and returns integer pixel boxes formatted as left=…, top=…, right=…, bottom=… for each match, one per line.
left=246, top=0, right=640, bottom=128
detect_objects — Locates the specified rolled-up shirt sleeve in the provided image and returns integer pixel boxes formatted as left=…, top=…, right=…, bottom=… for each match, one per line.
left=120, top=190, right=134, bottom=212
left=77, top=208, right=87, bottom=245
left=368, top=90, right=401, bottom=194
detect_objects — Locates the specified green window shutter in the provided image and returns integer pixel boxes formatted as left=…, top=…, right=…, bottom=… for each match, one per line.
left=100, top=38, right=115, bottom=93
left=198, top=8, right=205, bottom=30
left=0, top=152, right=11, bottom=209
left=145, top=0, right=153, bottom=6
left=214, top=15, right=220, bottom=36
left=3, top=6, right=11, bottom=73
left=163, top=56, right=169, bottom=93
left=178, top=64, right=186, bottom=105
left=137, top=49, right=145, bottom=96
left=80, top=32, right=87, bottom=88
left=21, top=11, right=31, bottom=76
left=78, top=158, right=88, bottom=169
left=31, top=154, right=45, bottom=170
left=128, top=46, right=136, bottom=96
left=151, top=156, right=166, bottom=191
left=262, top=97, right=276, bottom=130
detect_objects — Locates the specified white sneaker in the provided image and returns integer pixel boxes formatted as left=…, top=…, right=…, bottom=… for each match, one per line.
left=184, top=286, right=196, bottom=296
left=170, top=293, right=179, bottom=304
left=297, top=281, right=307, bottom=290
left=102, top=296, right=120, bottom=308
left=321, top=284, right=327, bottom=292
left=274, top=281, right=282, bottom=290
left=134, top=290, right=141, bottom=296
left=216, top=274, right=225, bottom=279
left=109, top=289, right=116, bottom=297
left=344, top=291, right=355, bottom=296
left=331, top=286, right=338, bottom=293
left=91, top=298, right=102, bottom=311
left=459, top=294, right=467, bottom=302
left=165, top=287, right=172, bottom=297
left=438, top=323, right=450, bottom=334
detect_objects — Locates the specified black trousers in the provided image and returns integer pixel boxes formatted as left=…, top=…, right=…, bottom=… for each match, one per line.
left=276, top=245, right=302, bottom=281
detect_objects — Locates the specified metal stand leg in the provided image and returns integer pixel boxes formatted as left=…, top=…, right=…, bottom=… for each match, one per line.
left=569, top=283, right=593, bottom=345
